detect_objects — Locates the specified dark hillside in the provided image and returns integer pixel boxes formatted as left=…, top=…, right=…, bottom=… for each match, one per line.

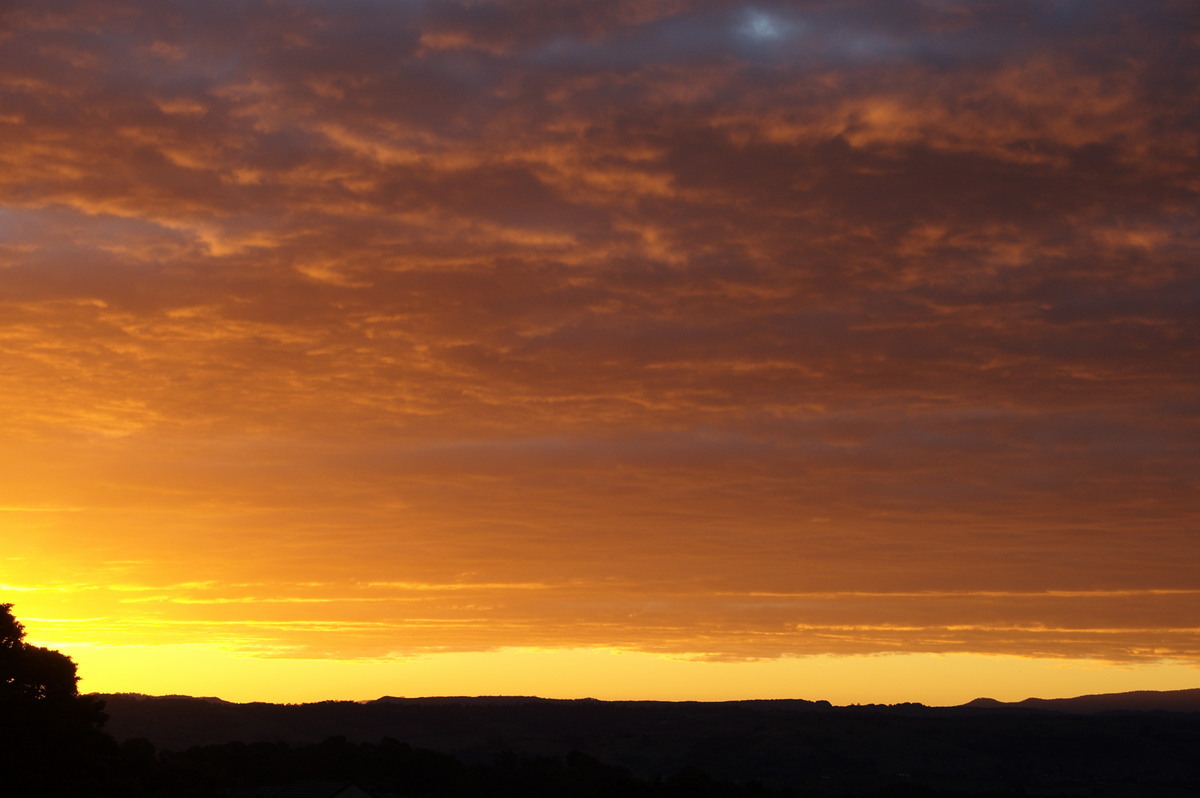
left=95, top=691, right=1200, bottom=796
left=1002, top=688, right=1200, bottom=714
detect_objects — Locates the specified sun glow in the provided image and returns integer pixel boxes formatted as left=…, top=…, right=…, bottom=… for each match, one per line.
left=36, top=636, right=1200, bottom=707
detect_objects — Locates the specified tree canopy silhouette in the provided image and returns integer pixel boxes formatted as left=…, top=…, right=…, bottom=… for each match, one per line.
left=0, top=603, right=112, bottom=792
left=1, top=603, right=85, bottom=706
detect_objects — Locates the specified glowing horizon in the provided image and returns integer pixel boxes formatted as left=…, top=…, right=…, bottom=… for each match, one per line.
left=35, top=639, right=1200, bottom=708
left=2, top=0, right=1197, bottom=704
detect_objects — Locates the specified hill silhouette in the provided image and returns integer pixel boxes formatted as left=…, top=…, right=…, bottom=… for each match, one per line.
left=93, top=689, right=1200, bottom=796
left=9, top=600, right=1197, bottom=795
left=962, top=688, right=1200, bottom=713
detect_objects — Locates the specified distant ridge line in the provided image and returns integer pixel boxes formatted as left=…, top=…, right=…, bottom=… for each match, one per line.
left=960, top=687, right=1200, bottom=713
left=86, top=687, right=1200, bottom=764
left=91, top=687, right=1200, bottom=712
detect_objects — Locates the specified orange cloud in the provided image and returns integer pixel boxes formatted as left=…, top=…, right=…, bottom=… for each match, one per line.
left=1, top=0, right=1197, bottom=697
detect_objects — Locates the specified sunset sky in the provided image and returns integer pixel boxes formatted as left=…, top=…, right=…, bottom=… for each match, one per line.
left=2, top=0, right=1198, bottom=706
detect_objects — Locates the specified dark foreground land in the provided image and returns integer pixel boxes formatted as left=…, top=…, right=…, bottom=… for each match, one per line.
left=48, top=688, right=1196, bottom=797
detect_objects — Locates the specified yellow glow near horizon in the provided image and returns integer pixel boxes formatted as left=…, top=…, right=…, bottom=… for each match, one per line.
left=41, top=639, right=1200, bottom=707
left=12, top=583, right=1200, bottom=705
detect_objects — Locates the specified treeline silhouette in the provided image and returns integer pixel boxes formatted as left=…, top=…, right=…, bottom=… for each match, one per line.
left=102, top=735, right=813, bottom=797
left=5, top=604, right=1200, bottom=796
left=97, top=692, right=1200, bottom=796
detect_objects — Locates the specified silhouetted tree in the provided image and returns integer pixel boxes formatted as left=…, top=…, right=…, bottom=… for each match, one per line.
left=0, top=603, right=114, bottom=793
left=1, top=602, right=107, bottom=712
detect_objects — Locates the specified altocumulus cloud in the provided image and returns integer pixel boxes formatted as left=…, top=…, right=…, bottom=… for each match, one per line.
left=0, top=0, right=1197, bottom=662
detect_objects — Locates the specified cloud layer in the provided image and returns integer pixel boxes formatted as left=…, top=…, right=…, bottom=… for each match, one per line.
left=2, top=0, right=1197, bottom=666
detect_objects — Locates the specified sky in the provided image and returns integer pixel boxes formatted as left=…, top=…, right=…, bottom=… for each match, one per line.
left=2, top=0, right=1198, bottom=706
